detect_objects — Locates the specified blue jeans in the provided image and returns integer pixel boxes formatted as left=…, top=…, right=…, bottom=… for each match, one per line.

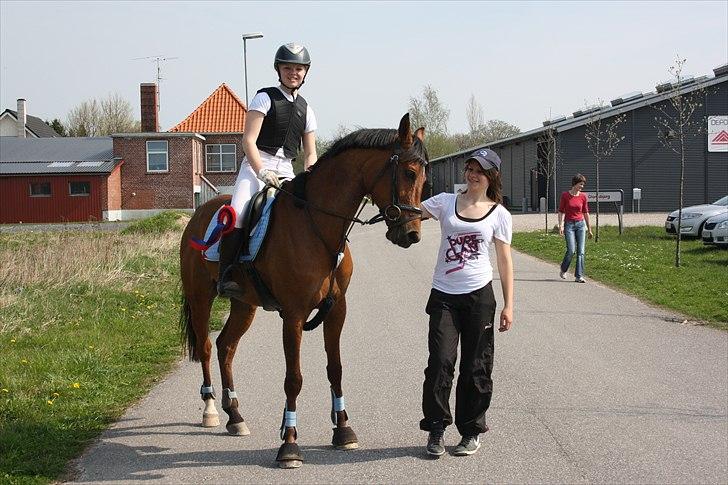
left=561, top=220, right=586, bottom=279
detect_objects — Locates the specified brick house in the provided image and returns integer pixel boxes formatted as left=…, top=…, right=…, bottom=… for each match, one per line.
left=111, top=83, right=247, bottom=219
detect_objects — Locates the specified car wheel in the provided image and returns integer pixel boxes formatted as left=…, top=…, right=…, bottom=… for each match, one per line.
left=697, top=221, right=708, bottom=238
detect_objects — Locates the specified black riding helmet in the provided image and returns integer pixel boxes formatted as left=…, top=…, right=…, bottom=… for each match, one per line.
left=274, top=43, right=311, bottom=90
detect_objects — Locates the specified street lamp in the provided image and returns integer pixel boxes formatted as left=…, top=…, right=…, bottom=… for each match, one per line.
left=242, top=32, right=264, bottom=107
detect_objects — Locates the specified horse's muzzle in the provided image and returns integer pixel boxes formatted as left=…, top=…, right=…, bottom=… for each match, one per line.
left=386, top=226, right=421, bottom=248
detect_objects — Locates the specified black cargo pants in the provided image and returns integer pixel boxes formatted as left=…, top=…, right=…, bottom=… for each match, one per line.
left=419, top=282, right=496, bottom=437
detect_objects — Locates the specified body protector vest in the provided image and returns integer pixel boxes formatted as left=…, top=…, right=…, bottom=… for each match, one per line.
left=255, top=87, right=308, bottom=160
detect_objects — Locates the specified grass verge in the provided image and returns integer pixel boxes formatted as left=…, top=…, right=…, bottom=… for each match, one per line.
left=0, top=212, right=226, bottom=484
left=512, top=225, right=728, bottom=328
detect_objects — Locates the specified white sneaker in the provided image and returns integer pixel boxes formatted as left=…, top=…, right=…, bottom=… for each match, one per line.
left=559, top=270, right=567, bottom=280
left=575, top=277, right=586, bottom=283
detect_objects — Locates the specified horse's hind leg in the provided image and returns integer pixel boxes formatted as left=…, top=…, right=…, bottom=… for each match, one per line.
left=217, top=298, right=256, bottom=436
left=323, top=296, right=359, bottom=450
left=184, top=289, right=219, bottom=427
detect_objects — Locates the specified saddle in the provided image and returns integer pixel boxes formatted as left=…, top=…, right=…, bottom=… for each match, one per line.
left=240, top=185, right=277, bottom=257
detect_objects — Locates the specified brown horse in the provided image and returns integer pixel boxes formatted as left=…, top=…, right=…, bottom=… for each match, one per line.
left=179, top=113, right=427, bottom=468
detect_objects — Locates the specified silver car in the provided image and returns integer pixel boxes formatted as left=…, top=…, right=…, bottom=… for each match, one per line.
left=665, top=195, right=728, bottom=237
left=701, top=212, right=728, bottom=248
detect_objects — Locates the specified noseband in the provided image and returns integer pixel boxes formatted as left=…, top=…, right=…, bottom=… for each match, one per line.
left=367, top=153, right=424, bottom=227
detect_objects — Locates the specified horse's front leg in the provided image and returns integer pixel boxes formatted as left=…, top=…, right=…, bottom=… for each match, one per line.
left=324, top=296, right=359, bottom=450
left=276, top=316, right=304, bottom=469
left=217, top=299, right=256, bottom=436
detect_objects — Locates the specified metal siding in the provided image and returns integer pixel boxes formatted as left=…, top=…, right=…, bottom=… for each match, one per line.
left=706, top=82, right=728, bottom=201
left=0, top=174, right=104, bottom=223
left=523, top=140, right=538, bottom=209
left=493, top=147, right=511, bottom=206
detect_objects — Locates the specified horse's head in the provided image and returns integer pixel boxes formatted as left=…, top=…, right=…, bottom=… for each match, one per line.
left=368, top=113, right=428, bottom=249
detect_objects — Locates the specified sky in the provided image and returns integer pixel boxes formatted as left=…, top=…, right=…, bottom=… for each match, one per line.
left=1, top=1, right=727, bottom=140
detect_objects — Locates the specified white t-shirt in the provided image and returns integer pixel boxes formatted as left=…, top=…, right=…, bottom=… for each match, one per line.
left=422, top=192, right=512, bottom=294
left=241, top=86, right=317, bottom=173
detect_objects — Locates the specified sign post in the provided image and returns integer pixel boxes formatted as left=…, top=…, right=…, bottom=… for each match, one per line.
left=583, top=189, right=624, bottom=235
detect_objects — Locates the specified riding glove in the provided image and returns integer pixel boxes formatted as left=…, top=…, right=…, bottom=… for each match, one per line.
left=257, top=169, right=281, bottom=188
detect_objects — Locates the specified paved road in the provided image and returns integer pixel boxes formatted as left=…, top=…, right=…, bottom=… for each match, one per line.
left=70, top=215, right=726, bottom=484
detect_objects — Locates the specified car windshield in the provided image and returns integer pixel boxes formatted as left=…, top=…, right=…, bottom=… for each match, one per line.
left=713, top=195, right=728, bottom=206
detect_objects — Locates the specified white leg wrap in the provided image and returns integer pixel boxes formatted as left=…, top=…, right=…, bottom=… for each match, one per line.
left=223, top=388, right=237, bottom=400
left=200, top=385, right=215, bottom=396
left=280, top=405, right=297, bottom=439
left=331, top=388, right=346, bottom=425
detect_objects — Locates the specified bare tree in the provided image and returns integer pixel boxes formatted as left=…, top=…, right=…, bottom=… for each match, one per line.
left=653, top=56, right=706, bottom=268
left=536, top=127, right=560, bottom=233
left=67, top=99, right=102, bottom=136
left=584, top=101, right=626, bottom=242
left=466, top=94, right=484, bottom=134
left=409, top=85, right=450, bottom=136
left=67, top=93, right=139, bottom=136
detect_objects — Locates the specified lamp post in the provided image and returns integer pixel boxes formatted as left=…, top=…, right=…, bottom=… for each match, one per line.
left=242, top=32, right=264, bottom=107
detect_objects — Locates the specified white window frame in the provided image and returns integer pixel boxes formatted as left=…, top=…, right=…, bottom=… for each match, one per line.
left=69, top=181, right=91, bottom=196
left=205, top=143, right=237, bottom=173
left=146, top=140, right=169, bottom=172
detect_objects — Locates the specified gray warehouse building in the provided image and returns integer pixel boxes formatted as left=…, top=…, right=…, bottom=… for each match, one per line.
left=429, top=64, right=728, bottom=213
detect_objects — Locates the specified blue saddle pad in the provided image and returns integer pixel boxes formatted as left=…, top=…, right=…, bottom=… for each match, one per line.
left=202, top=195, right=277, bottom=262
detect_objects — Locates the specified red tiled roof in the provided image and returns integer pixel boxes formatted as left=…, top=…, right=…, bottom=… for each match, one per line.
left=169, top=83, right=247, bottom=133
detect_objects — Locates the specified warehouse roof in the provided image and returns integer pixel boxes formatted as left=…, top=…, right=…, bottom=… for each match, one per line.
left=431, top=66, right=728, bottom=165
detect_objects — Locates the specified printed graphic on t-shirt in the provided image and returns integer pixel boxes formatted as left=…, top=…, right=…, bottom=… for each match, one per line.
left=444, top=231, right=484, bottom=274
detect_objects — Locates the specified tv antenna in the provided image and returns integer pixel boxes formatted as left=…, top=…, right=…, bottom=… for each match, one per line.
left=132, top=55, right=179, bottom=112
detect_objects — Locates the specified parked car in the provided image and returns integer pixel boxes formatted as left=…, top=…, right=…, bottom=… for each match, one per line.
left=665, top=195, right=728, bottom=237
left=701, top=212, right=728, bottom=249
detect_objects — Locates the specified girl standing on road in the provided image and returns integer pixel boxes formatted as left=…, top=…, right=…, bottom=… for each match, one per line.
left=217, top=43, right=318, bottom=298
left=418, top=148, right=514, bottom=457
left=557, top=174, right=593, bottom=283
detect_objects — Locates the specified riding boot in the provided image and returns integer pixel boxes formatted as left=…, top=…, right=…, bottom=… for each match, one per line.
left=217, top=228, right=245, bottom=298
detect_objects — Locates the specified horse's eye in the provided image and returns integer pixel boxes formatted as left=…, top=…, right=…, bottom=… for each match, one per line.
left=405, top=169, right=417, bottom=181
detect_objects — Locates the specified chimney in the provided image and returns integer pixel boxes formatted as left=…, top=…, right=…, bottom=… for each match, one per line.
left=17, top=98, right=26, bottom=138
left=140, top=83, right=159, bottom=132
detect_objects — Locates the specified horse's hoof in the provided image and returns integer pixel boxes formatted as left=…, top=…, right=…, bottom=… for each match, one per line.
left=226, top=421, right=250, bottom=435
left=276, top=442, right=303, bottom=468
left=202, top=413, right=220, bottom=427
left=332, top=426, right=359, bottom=450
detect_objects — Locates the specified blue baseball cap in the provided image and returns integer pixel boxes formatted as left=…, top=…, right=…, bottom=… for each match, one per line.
left=466, top=148, right=502, bottom=172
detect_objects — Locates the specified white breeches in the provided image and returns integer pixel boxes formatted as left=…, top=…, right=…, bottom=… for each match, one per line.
left=230, top=157, right=294, bottom=228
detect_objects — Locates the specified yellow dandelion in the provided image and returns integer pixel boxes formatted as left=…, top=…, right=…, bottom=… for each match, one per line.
left=10, top=339, right=16, bottom=343
left=46, top=400, right=53, bottom=405
left=121, top=308, right=127, bottom=312
left=1, top=388, right=9, bottom=393
left=72, top=382, right=80, bottom=389
left=52, top=392, right=60, bottom=398
left=147, top=305, right=152, bottom=309
left=88, top=345, right=94, bottom=350
left=20, top=359, right=28, bottom=364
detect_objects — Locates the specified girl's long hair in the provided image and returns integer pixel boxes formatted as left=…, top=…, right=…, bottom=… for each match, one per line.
left=463, top=161, right=503, bottom=204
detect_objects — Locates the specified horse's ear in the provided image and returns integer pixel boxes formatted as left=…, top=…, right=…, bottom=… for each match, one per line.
left=398, top=113, right=413, bottom=149
left=414, top=127, right=425, bottom=142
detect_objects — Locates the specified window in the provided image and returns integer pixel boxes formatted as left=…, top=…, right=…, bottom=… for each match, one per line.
left=146, top=140, right=168, bottom=172
left=69, top=181, right=91, bottom=196
left=205, top=144, right=237, bottom=172
left=29, top=182, right=51, bottom=197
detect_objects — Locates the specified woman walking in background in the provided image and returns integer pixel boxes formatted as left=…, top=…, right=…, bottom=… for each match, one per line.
left=558, top=174, right=593, bottom=283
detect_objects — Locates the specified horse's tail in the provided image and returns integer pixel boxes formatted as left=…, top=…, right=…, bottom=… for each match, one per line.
left=179, top=294, right=199, bottom=361
left=302, top=295, right=335, bottom=331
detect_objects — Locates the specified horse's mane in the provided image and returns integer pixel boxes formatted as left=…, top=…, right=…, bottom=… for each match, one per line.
left=313, top=128, right=428, bottom=170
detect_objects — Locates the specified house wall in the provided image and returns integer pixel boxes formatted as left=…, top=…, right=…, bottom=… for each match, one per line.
left=202, top=134, right=244, bottom=190
left=114, top=136, right=195, bottom=211
left=0, top=174, right=105, bottom=223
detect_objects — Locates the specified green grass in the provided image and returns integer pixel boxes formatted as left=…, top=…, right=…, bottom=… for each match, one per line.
left=120, top=210, right=189, bottom=235
left=512, top=226, right=728, bottom=327
left=0, top=216, right=226, bottom=484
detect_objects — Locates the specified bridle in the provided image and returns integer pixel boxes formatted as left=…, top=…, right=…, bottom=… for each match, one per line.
left=366, top=152, right=426, bottom=228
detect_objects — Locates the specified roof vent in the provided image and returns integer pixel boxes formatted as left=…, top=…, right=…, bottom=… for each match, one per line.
left=572, top=106, right=601, bottom=118
left=713, top=63, right=728, bottom=77
left=655, top=81, right=673, bottom=93
left=611, top=91, right=643, bottom=106
left=542, top=115, right=567, bottom=127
